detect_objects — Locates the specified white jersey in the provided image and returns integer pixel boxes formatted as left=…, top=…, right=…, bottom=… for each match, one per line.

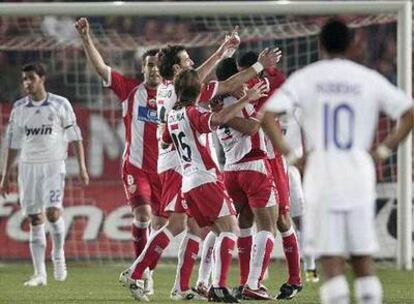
left=156, top=80, right=220, bottom=173
left=278, top=107, right=304, bottom=158
left=265, top=58, right=412, bottom=210
left=215, top=95, right=266, bottom=168
left=156, top=80, right=180, bottom=173
left=6, top=93, right=82, bottom=163
left=163, top=106, right=220, bottom=193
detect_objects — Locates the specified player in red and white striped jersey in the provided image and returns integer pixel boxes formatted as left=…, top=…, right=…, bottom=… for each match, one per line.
left=75, top=18, right=166, bottom=271
left=162, top=69, right=267, bottom=303
left=238, top=51, right=303, bottom=300
left=210, top=57, right=278, bottom=300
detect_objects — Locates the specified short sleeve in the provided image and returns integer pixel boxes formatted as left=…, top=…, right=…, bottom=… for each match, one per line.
left=264, top=71, right=302, bottom=114
left=104, top=68, right=139, bottom=102
left=162, top=125, right=172, bottom=144
left=199, top=80, right=219, bottom=104
left=376, top=72, right=413, bottom=120
left=187, top=106, right=214, bottom=134
left=6, top=107, right=23, bottom=149
left=60, top=99, right=82, bottom=141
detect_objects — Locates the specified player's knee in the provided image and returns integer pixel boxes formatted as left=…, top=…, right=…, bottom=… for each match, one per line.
left=167, top=213, right=186, bottom=236
left=238, top=207, right=254, bottom=228
left=29, top=214, right=45, bottom=226
left=133, top=205, right=151, bottom=222
left=46, top=207, right=61, bottom=223
left=350, top=256, right=375, bottom=277
left=277, top=213, right=292, bottom=232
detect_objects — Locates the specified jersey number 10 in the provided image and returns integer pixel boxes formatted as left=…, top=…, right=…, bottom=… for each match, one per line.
left=324, top=103, right=355, bottom=150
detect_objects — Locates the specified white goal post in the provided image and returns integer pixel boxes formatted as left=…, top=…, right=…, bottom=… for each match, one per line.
left=0, top=1, right=411, bottom=270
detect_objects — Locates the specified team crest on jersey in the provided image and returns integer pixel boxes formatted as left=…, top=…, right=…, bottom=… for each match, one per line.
left=128, top=185, right=137, bottom=194
left=126, top=174, right=135, bottom=186
left=148, top=98, right=157, bottom=108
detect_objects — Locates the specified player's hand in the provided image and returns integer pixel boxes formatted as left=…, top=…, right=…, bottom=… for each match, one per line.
left=258, top=48, right=282, bottom=68
left=79, top=167, right=90, bottom=186
left=217, top=26, right=240, bottom=58
left=244, top=81, right=268, bottom=102
left=0, top=177, right=10, bottom=199
left=74, top=17, right=90, bottom=37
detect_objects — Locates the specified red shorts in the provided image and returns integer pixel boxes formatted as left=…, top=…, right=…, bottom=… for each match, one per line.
left=268, top=156, right=290, bottom=215
left=159, top=169, right=187, bottom=214
left=184, top=181, right=236, bottom=228
left=122, top=161, right=166, bottom=218
left=224, top=159, right=277, bottom=209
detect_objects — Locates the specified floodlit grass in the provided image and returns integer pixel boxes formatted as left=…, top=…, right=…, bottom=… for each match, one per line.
left=0, top=260, right=413, bottom=303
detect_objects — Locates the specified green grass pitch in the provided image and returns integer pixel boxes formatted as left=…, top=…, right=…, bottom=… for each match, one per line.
left=0, top=261, right=413, bottom=303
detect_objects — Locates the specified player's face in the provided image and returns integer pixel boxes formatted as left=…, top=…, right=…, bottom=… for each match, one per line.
left=177, top=50, right=194, bottom=71
left=143, top=55, right=161, bottom=87
left=22, top=71, right=45, bottom=95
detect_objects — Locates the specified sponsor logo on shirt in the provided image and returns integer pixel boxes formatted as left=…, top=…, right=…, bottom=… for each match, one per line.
left=24, top=124, right=52, bottom=136
left=137, top=106, right=158, bottom=124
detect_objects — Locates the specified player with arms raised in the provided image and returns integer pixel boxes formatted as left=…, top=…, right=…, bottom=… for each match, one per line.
left=0, top=63, right=88, bottom=286
left=262, top=19, right=414, bottom=304
left=75, top=18, right=166, bottom=283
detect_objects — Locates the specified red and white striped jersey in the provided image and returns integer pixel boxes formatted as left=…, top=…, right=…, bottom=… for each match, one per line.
left=156, top=79, right=219, bottom=173
left=104, top=69, right=158, bottom=172
left=215, top=95, right=266, bottom=168
left=246, top=68, right=286, bottom=160
left=163, top=106, right=220, bottom=193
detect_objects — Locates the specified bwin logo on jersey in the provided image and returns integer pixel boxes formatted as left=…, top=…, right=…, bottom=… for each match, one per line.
left=25, top=124, right=52, bottom=136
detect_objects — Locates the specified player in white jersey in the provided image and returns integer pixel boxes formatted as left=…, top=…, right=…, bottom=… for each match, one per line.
left=0, top=63, right=88, bottom=287
left=278, top=108, right=319, bottom=283
left=262, top=19, right=414, bottom=304
left=163, top=69, right=267, bottom=303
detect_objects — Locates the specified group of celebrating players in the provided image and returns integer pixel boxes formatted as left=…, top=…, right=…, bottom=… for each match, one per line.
left=75, top=16, right=313, bottom=302
left=1, top=15, right=413, bottom=304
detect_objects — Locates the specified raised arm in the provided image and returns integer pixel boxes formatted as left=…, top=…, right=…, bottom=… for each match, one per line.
left=75, top=17, right=110, bottom=82
left=216, top=48, right=282, bottom=95
left=226, top=117, right=261, bottom=136
left=211, top=82, right=267, bottom=128
left=196, top=27, right=240, bottom=82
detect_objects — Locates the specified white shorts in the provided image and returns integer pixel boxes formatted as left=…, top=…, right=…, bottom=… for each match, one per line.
left=18, top=161, right=66, bottom=216
left=303, top=201, right=379, bottom=257
left=288, top=165, right=304, bottom=218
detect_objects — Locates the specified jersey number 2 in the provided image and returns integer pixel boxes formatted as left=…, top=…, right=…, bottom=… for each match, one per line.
left=324, top=103, right=354, bottom=150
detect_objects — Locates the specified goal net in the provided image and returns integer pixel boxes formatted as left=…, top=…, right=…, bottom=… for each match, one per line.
left=0, top=3, right=412, bottom=265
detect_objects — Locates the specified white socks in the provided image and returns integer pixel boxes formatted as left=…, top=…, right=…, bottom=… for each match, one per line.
left=246, top=230, right=274, bottom=289
left=197, top=231, right=217, bottom=286
left=29, top=223, right=47, bottom=278
left=355, top=276, right=383, bottom=304
left=50, top=217, right=65, bottom=261
left=297, top=230, right=316, bottom=270
left=320, top=275, right=350, bottom=304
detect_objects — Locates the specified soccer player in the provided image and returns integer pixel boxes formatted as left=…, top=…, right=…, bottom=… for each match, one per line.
left=238, top=51, right=303, bottom=299
left=212, top=57, right=278, bottom=300
left=75, top=18, right=167, bottom=276
left=278, top=108, right=319, bottom=283
left=0, top=62, right=88, bottom=287
left=163, top=69, right=268, bottom=303
left=262, top=19, right=414, bottom=304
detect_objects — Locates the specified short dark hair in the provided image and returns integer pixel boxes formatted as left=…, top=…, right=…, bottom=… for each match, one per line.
left=21, top=62, right=46, bottom=77
left=237, top=51, right=258, bottom=69
left=141, top=48, right=159, bottom=63
left=319, top=18, right=353, bottom=54
left=174, top=69, right=200, bottom=107
left=158, top=45, right=186, bottom=80
left=215, top=57, right=238, bottom=81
